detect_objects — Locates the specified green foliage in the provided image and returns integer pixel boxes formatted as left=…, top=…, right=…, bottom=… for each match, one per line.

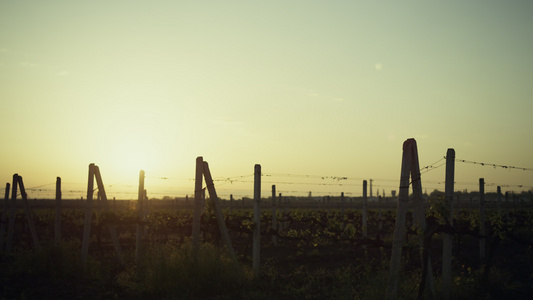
left=117, top=241, right=251, bottom=299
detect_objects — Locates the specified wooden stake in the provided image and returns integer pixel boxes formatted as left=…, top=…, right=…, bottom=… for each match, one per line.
left=387, top=139, right=435, bottom=300
left=362, top=181, right=368, bottom=239
left=192, top=157, right=204, bottom=252
left=6, top=174, right=19, bottom=253
left=203, top=161, right=237, bottom=262
left=55, top=177, right=61, bottom=244
left=410, top=143, right=435, bottom=300
left=271, top=185, right=278, bottom=246
left=18, top=176, right=40, bottom=249
left=94, top=165, right=123, bottom=264
left=442, top=149, right=455, bottom=300
left=253, top=164, right=261, bottom=276
left=136, top=170, right=145, bottom=262
left=0, top=182, right=10, bottom=250
left=82, top=164, right=95, bottom=263
left=479, top=178, right=486, bottom=261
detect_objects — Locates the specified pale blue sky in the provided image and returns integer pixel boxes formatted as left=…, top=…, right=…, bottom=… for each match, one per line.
left=1, top=1, right=532, bottom=199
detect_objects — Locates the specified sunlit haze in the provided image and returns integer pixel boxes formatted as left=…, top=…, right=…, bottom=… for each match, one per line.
left=1, top=1, right=532, bottom=199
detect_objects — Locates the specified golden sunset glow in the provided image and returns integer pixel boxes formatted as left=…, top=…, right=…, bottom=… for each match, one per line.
left=1, top=1, right=532, bottom=199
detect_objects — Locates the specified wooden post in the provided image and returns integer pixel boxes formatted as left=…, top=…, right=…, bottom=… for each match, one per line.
left=230, top=194, right=234, bottom=212
left=341, top=192, right=345, bottom=216
left=0, top=182, right=10, bottom=250
left=6, top=174, right=19, bottom=253
left=55, top=177, right=61, bottom=244
left=410, top=143, right=435, bottom=299
left=253, top=164, right=261, bottom=276
left=192, top=157, right=204, bottom=252
left=442, top=148, right=455, bottom=300
left=17, top=176, right=40, bottom=249
left=271, top=185, right=278, bottom=246
left=387, top=143, right=412, bottom=300
left=203, top=161, right=237, bottom=262
left=362, top=181, right=368, bottom=239
left=378, top=195, right=383, bottom=232
left=82, top=164, right=95, bottom=263
left=93, top=165, right=123, bottom=263
left=479, top=178, right=486, bottom=261
left=387, top=139, right=435, bottom=300
left=136, top=170, right=145, bottom=262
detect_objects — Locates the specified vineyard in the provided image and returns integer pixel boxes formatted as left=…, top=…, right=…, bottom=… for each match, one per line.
left=0, top=202, right=532, bottom=299
left=1, top=140, right=532, bottom=299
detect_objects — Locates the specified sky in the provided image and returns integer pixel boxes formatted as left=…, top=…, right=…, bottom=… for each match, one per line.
left=1, top=0, right=532, bottom=200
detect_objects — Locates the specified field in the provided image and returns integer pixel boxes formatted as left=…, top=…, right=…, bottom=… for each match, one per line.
left=1, top=198, right=532, bottom=299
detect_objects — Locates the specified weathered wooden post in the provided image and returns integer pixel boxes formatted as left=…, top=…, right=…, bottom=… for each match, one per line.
left=479, top=178, right=486, bottom=261
left=192, top=157, right=204, bottom=253
left=82, top=164, right=95, bottom=263
left=17, top=176, right=40, bottom=249
left=136, top=170, right=145, bottom=262
left=387, top=139, right=435, bottom=300
left=93, top=165, right=124, bottom=264
left=55, top=177, right=61, bottom=244
left=5, top=175, right=18, bottom=253
left=230, top=194, right=234, bottom=212
left=362, top=181, right=368, bottom=240
left=442, top=148, right=455, bottom=300
left=341, top=192, right=345, bottom=216
left=271, top=185, right=278, bottom=246
left=253, top=164, right=261, bottom=276
left=0, top=183, right=10, bottom=250
left=202, top=161, right=237, bottom=262
left=496, top=186, right=501, bottom=212
left=378, top=195, right=383, bottom=232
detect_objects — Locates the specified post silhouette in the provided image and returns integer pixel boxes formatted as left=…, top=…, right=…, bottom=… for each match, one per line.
left=136, top=170, right=145, bottom=262
left=6, top=175, right=18, bottom=253
left=387, top=139, right=435, bottom=300
left=253, top=164, right=261, bottom=276
left=479, top=178, right=486, bottom=261
left=55, top=177, right=61, bottom=244
left=442, top=148, right=455, bottom=300
left=192, top=157, right=204, bottom=253
left=0, top=182, right=10, bottom=250
left=271, top=185, right=278, bottom=246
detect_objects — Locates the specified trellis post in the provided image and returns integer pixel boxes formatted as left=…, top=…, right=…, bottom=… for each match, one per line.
left=192, top=156, right=204, bottom=253
left=362, top=181, right=368, bottom=239
left=136, top=170, right=145, bottom=262
left=253, top=164, right=261, bottom=276
left=0, top=182, right=10, bottom=250
left=272, top=185, right=278, bottom=246
left=55, top=177, right=61, bottom=244
left=442, top=148, right=455, bottom=300
left=479, top=178, right=486, bottom=261
left=5, top=174, right=18, bottom=253
left=18, top=176, right=41, bottom=249
left=387, top=138, right=435, bottom=300
left=81, top=164, right=95, bottom=263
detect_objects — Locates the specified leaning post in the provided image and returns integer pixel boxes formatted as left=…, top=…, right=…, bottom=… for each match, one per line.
left=81, top=164, right=95, bottom=264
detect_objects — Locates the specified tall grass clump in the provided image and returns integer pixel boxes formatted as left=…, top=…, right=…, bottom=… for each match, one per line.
left=119, top=241, right=251, bottom=299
